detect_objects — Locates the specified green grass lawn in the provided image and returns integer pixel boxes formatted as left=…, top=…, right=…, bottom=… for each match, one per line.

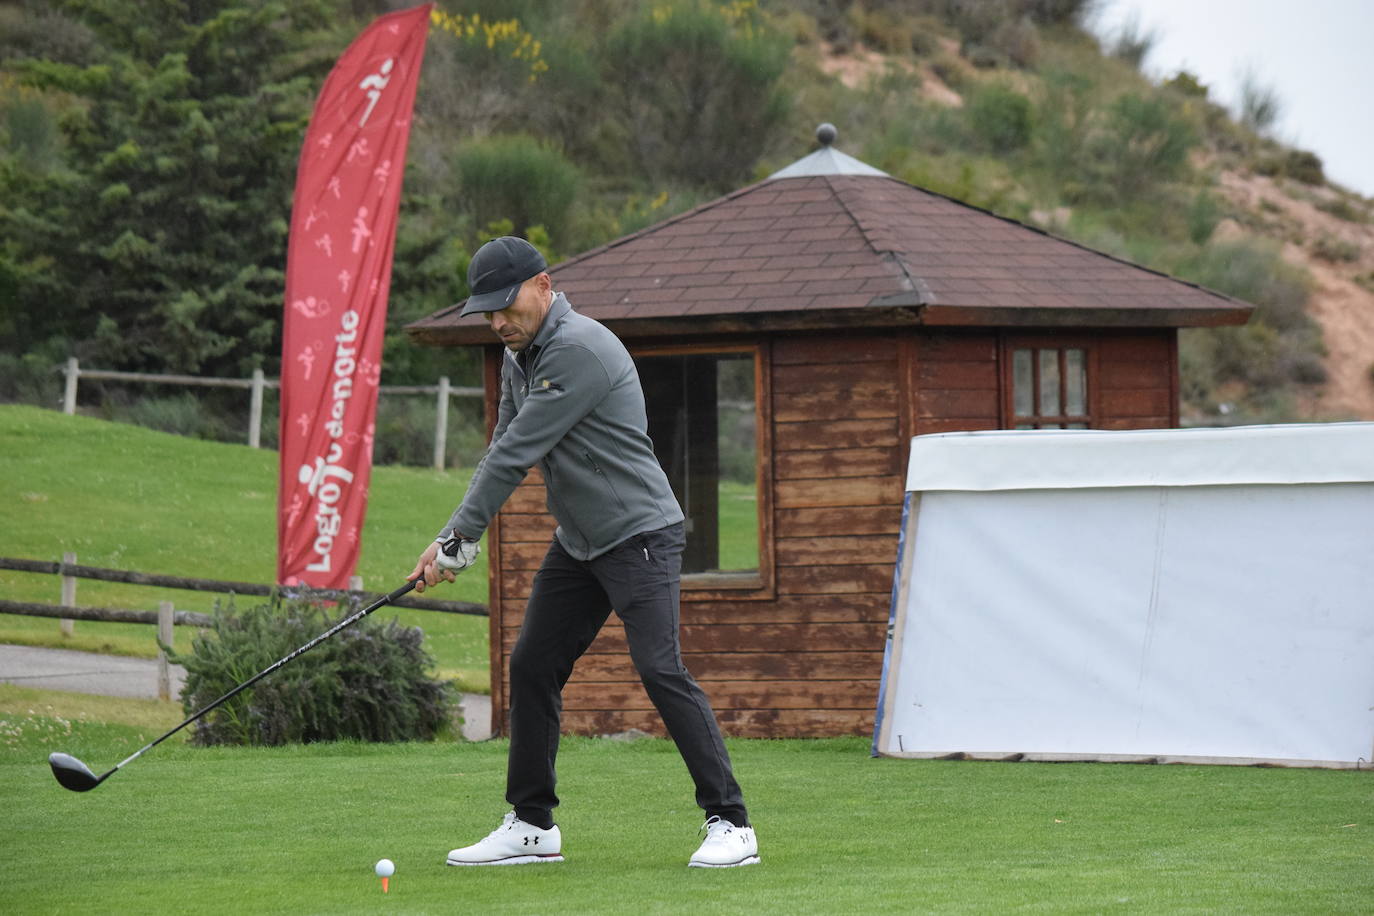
left=2, top=685, right=1371, bottom=914
left=0, top=405, right=490, bottom=690
left=717, top=479, right=759, bottom=571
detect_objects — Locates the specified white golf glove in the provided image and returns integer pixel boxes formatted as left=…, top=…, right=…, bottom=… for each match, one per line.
left=435, top=535, right=480, bottom=573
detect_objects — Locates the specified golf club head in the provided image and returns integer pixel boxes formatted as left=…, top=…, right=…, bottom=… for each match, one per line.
left=49, top=752, right=103, bottom=792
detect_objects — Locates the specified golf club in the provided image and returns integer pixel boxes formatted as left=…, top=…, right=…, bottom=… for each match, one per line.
left=49, top=577, right=419, bottom=793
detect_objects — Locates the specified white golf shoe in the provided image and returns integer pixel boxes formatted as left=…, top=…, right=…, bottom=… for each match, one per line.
left=446, top=812, right=564, bottom=866
left=688, top=816, right=760, bottom=868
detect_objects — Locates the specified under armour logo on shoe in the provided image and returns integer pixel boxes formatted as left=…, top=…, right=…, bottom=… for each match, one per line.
left=523, top=836, right=539, bottom=846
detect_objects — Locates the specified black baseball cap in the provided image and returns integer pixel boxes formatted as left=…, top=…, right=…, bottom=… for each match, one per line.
left=460, top=236, right=548, bottom=317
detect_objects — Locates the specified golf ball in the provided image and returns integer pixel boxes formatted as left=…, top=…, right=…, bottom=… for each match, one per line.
left=375, top=858, right=395, bottom=878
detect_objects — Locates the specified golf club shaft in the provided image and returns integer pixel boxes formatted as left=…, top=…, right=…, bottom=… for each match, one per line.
left=109, top=579, right=418, bottom=772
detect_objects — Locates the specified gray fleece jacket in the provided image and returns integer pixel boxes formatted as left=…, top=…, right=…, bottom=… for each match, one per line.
left=438, top=293, right=683, bottom=560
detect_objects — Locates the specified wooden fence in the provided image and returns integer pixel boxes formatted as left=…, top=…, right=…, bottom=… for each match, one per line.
left=0, top=554, right=486, bottom=700
left=60, top=358, right=483, bottom=469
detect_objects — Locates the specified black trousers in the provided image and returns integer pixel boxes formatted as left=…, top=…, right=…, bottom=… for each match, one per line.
left=505, top=522, right=749, bottom=828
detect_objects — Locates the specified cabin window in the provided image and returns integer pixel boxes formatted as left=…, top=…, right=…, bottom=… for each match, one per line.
left=1008, top=345, right=1091, bottom=429
left=634, top=347, right=763, bottom=583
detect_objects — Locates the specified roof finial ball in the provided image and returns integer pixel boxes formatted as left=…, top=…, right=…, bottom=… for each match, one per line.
left=815, top=122, right=837, bottom=147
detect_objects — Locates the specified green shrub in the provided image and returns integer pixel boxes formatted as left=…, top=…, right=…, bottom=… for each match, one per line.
left=1031, top=68, right=1094, bottom=184
left=1283, top=149, right=1325, bottom=185
left=929, top=51, right=972, bottom=90
left=100, top=390, right=242, bottom=442
left=169, top=595, right=454, bottom=747
left=0, top=350, right=62, bottom=406
left=1178, top=238, right=1312, bottom=332
left=1315, top=195, right=1368, bottom=222
left=1174, top=238, right=1325, bottom=419
left=372, top=390, right=487, bottom=469
left=1187, top=189, right=1222, bottom=245
left=602, top=0, right=791, bottom=189
left=847, top=3, right=914, bottom=53
left=1087, top=92, right=1196, bottom=203
left=1020, top=0, right=1095, bottom=26
left=908, top=16, right=945, bottom=56
left=455, top=134, right=580, bottom=244
left=968, top=84, right=1033, bottom=153
left=1163, top=70, right=1208, bottom=99
left=988, top=15, right=1039, bottom=68
left=1312, top=234, right=1360, bottom=263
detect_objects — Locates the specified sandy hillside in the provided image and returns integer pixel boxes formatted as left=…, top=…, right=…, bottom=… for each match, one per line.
left=1215, top=171, right=1374, bottom=420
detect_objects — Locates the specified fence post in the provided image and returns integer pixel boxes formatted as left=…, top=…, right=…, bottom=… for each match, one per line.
left=433, top=375, right=450, bottom=470
left=62, top=358, right=79, bottom=415
left=157, top=600, right=174, bottom=702
left=249, top=368, right=265, bottom=449
left=60, top=551, right=76, bottom=636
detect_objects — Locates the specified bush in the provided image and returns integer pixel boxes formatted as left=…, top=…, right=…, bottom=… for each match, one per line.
left=1283, top=149, right=1325, bottom=185
left=168, top=595, right=454, bottom=747
left=1312, top=234, right=1360, bottom=263
left=1163, top=70, right=1208, bottom=99
left=455, top=134, right=580, bottom=245
left=1031, top=68, right=1094, bottom=184
left=372, top=390, right=487, bottom=469
left=1187, top=189, right=1222, bottom=245
left=992, top=16, right=1040, bottom=68
left=0, top=350, right=62, bottom=406
left=104, top=391, right=240, bottom=441
left=968, top=84, right=1033, bottom=153
left=1178, top=238, right=1312, bottom=333
left=1175, top=238, right=1325, bottom=419
left=1315, top=195, right=1367, bottom=223
left=602, top=0, right=792, bottom=189
left=1086, top=92, right=1196, bottom=203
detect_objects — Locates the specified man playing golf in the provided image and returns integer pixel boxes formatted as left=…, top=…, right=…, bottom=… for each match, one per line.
left=409, top=236, right=759, bottom=869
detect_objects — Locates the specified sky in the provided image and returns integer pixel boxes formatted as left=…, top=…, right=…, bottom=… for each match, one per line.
left=1089, top=0, right=1374, bottom=198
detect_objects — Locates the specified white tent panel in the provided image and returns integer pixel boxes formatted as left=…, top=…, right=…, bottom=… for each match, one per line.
left=875, top=423, right=1374, bottom=767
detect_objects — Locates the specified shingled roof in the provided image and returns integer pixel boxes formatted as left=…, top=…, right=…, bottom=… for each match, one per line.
left=407, top=133, right=1252, bottom=346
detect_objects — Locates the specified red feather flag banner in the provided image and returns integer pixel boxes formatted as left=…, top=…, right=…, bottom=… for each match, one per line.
left=277, top=3, right=433, bottom=588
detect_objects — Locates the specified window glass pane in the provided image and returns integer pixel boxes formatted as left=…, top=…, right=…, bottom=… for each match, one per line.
left=635, top=351, right=758, bottom=575
left=1038, top=349, right=1060, bottom=416
left=1065, top=348, right=1086, bottom=416
left=716, top=355, right=757, bottom=572
left=1012, top=349, right=1033, bottom=417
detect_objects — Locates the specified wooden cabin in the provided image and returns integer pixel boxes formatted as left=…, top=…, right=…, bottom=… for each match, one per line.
left=406, top=129, right=1252, bottom=738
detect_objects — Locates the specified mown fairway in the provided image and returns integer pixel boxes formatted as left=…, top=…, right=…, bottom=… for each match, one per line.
left=3, top=685, right=1372, bottom=914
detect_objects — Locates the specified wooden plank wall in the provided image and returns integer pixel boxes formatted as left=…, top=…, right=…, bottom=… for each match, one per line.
left=763, top=335, right=904, bottom=736
left=483, top=327, right=1179, bottom=738
left=1095, top=331, right=1178, bottom=428
left=910, top=331, right=1002, bottom=435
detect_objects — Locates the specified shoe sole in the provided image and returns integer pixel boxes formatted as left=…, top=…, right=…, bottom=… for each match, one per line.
left=446, top=854, right=564, bottom=867
left=688, top=855, right=760, bottom=868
